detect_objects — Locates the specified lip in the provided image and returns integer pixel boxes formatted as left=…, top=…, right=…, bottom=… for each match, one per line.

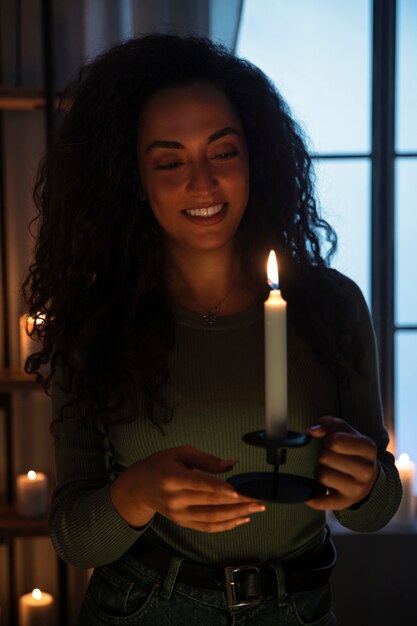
left=182, top=203, right=228, bottom=226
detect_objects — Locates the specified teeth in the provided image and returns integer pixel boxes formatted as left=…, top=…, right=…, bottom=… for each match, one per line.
left=186, top=204, right=224, bottom=217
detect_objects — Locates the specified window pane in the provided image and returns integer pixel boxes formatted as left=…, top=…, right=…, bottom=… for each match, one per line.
left=315, top=159, right=371, bottom=303
left=395, top=159, right=417, bottom=325
left=395, top=331, right=417, bottom=494
left=237, top=0, right=371, bottom=154
left=396, top=0, right=417, bottom=152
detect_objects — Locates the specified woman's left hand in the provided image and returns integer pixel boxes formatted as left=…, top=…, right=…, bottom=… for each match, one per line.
left=305, top=415, right=379, bottom=511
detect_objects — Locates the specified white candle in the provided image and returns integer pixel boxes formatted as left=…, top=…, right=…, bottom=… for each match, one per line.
left=264, top=250, right=287, bottom=438
left=394, top=453, right=415, bottom=525
left=16, top=471, right=49, bottom=518
left=19, top=313, right=45, bottom=370
left=19, top=589, right=54, bottom=626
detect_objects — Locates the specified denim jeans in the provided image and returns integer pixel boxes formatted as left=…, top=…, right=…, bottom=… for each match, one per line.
left=77, top=551, right=337, bottom=625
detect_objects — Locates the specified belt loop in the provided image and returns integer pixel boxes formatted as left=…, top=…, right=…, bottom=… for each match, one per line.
left=160, top=555, right=185, bottom=600
left=269, top=562, right=288, bottom=606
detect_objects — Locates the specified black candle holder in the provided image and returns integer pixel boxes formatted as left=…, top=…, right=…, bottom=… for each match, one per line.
left=228, top=430, right=326, bottom=503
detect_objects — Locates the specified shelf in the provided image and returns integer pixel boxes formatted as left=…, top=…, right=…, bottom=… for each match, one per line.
left=0, top=505, right=48, bottom=542
left=0, top=86, right=66, bottom=111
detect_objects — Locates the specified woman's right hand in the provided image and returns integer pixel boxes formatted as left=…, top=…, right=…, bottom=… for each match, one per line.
left=109, top=445, right=265, bottom=532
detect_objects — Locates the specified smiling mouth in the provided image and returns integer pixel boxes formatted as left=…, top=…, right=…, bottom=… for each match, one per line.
left=184, top=203, right=225, bottom=217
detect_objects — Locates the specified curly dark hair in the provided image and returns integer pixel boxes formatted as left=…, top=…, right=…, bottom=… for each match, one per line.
left=23, top=34, right=356, bottom=429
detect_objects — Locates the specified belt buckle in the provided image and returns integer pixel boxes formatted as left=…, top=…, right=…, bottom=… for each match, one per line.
left=224, top=564, right=262, bottom=608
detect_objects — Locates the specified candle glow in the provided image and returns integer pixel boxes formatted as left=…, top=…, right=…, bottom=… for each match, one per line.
left=394, top=452, right=415, bottom=525
left=28, top=470, right=37, bottom=481
left=397, top=453, right=410, bottom=469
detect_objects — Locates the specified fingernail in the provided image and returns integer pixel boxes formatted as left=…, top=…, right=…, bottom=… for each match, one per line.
left=254, top=505, right=266, bottom=512
left=309, top=424, right=323, bottom=431
left=237, top=517, right=251, bottom=525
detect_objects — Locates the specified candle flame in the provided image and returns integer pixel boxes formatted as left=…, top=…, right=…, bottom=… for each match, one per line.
left=397, top=453, right=410, bottom=468
left=27, top=470, right=37, bottom=480
left=267, top=250, right=279, bottom=289
left=32, top=589, right=42, bottom=600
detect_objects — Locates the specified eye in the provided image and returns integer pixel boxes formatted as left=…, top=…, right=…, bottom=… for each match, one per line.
left=212, top=149, right=239, bottom=160
left=155, top=161, right=184, bottom=170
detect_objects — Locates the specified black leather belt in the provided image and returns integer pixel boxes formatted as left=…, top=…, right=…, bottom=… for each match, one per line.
left=127, top=528, right=336, bottom=608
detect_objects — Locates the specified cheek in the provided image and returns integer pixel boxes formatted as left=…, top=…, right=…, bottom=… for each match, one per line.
left=229, top=167, right=250, bottom=205
left=145, top=169, right=187, bottom=200
left=146, top=183, right=182, bottom=220
left=145, top=182, right=183, bottom=230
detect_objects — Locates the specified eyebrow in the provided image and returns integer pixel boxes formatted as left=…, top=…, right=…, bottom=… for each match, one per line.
left=145, top=126, right=240, bottom=153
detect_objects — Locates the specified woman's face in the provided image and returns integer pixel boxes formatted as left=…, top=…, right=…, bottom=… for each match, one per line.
left=137, top=82, right=249, bottom=256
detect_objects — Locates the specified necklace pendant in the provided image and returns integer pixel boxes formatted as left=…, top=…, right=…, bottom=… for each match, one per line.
left=202, top=309, right=218, bottom=325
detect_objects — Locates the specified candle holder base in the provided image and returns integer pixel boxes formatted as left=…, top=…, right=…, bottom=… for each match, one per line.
left=228, top=471, right=323, bottom=503
left=228, top=429, right=326, bottom=503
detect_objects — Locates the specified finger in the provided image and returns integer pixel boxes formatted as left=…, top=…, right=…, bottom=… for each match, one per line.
left=180, top=516, right=252, bottom=533
left=305, top=491, right=349, bottom=511
left=308, top=424, right=327, bottom=438
left=309, top=416, right=358, bottom=437
left=314, top=466, right=368, bottom=503
left=184, top=490, right=260, bottom=506
left=322, top=433, right=377, bottom=460
left=164, top=489, right=259, bottom=513
left=162, top=472, right=239, bottom=498
left=184, top=502, right=266, bottom=523
left=176, top=445, right=238, bottom=474
left=318, top=449, right=377, bottom=483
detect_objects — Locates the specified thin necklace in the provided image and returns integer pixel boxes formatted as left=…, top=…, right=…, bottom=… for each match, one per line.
left=201, top=281, right=238, bottom=326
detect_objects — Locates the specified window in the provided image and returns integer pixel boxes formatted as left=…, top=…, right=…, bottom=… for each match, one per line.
left=394, top=0, right=417, bottom=475
left=238, top=0, right=371, bottom=298
left=238, top=0, right=417, bottom=488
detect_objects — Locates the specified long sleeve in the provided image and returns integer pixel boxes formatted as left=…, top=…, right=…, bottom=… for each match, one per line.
left=48, top=289, right=402, bottom=571
left=48, top=380, right=147, bottom=569
left=333, top=277, right=402, bottom=531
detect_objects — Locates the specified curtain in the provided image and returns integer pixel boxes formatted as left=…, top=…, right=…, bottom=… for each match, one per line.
left=85, top=0, right=244, bottom=60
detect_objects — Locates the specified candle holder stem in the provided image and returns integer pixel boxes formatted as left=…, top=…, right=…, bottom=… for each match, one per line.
left=228, top=429, right=326, bottom=503
left=272, top=462, right=280, bottom=499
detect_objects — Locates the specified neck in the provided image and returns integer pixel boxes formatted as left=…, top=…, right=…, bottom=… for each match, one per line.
left=167, top=245, right=239, bottom=298
left=164, top=244, right=258, bottom=317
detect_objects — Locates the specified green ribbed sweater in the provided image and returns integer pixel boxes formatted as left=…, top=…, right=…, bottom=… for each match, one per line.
left=49, top=275, right=401, bottom=569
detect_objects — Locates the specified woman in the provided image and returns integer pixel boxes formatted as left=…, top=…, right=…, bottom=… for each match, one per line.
left=23, top=34, right=401, bottom=625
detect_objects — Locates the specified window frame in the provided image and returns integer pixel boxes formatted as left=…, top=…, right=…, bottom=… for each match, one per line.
left=370, top=0, right=397, bottom=434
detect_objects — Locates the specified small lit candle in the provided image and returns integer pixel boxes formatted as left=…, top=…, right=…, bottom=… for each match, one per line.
left=264, top=250, right=287, bottom=438
left=16, top=471, right=49, bottom=518
left=19, top=589, right=54, bottom=626
left=394, top=453, right=415, bottom=525
left=19, top=313, right=45, bottom=370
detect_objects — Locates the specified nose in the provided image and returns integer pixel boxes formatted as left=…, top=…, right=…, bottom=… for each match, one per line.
left=187, top=159, right=218, bottom=193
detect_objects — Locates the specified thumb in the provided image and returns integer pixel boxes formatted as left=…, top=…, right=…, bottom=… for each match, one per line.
left=308, top=415, right=358, bottom=438
left=177, top=446, right=238, bottom=474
